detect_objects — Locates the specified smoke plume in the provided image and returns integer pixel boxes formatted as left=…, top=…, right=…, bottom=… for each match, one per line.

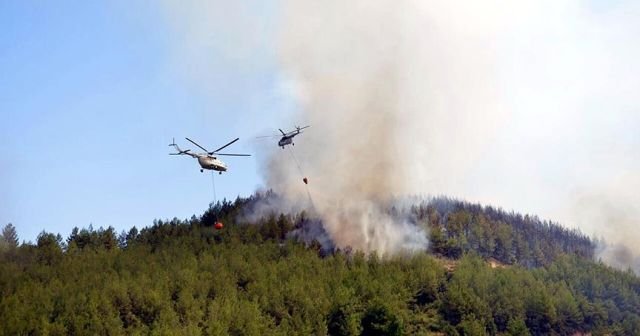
left=264, top=0, right=527, bottom=255
left=267, top=0, right=640, bottom=260
left=570, top=173, right=640, bottom=272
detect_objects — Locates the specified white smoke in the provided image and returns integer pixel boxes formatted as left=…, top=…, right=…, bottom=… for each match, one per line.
left=268, top=0, right=537, bottom=255
left=570, top=173, right=640, bottom=272
left=272, top=0, right=640, bottom=260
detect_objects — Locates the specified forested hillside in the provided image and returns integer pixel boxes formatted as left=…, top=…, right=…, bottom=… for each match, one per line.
left=421, top=197, right=595, bottom=267
left=1, top=193, right=638, bottom=335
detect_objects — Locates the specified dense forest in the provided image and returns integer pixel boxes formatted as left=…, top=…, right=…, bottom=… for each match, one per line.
left=1, top=193, right=639, bottom=335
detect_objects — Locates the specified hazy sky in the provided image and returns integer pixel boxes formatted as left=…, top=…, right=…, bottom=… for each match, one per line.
left=2, top=1, right=638, bottom=248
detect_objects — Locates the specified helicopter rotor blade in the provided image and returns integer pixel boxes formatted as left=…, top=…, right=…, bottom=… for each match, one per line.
left=216, top=153, right=251, bottom=157
left=185, top=137, right=210, bottom=153
left=212, top=138, right=240, bottom=154
left=169, top=148, right=191, bottom=155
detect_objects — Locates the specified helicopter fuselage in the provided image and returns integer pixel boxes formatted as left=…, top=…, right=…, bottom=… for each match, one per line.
left=278, top=136, right=293, bottom=147
left=197, top=155, right=227, bottom=172
left=278, top=133, right=300, bottom=148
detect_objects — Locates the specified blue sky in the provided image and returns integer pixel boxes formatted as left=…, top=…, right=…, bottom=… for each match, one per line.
left=0, top=2, right=284, bottom=242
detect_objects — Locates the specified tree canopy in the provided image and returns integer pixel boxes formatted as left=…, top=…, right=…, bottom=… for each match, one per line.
left=1, top=193, right=637, bottom=335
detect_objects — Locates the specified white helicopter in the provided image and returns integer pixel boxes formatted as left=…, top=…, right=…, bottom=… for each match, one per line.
left=169, top=137, right=250, bottom=173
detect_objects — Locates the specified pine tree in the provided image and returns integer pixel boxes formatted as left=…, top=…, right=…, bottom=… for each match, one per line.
left=2, top=223, right=19, bottom=247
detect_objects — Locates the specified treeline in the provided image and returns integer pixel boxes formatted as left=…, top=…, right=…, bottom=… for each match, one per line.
left=415, top=197, right=595, bottom=267
left=223, top=193, right=596, bottom=266
left=1, top=193, right=637, bottom=335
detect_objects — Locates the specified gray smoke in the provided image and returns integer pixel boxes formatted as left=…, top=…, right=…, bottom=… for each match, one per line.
left=270, top=0, right=640, bottom=260
left=266, top=0, right=534, bottom=255
left=570, top=174, right=640, bottom=272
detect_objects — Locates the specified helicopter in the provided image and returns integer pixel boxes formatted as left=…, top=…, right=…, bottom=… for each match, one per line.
left=258, top=126, right=310, bottom=149
left=169, top=137, right=250, bottom=173
left=277, top=125, right=310, bottom=148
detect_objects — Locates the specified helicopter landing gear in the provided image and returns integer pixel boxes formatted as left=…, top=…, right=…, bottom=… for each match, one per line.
left=219, top=171, right=222, bottom=175
left=200, top=169, right=204, bottom=173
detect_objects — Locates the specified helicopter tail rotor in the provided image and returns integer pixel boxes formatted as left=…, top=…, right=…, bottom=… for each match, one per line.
left=168, top=138, right=191, bottom=155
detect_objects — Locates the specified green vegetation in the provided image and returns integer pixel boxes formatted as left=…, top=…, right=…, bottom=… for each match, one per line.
left=1, top=194, right=639, bottom=335
left=422, top=197, right=594, bottom=267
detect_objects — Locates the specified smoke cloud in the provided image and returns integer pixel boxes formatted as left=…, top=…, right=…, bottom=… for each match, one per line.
left=269, top=0, right=640, bottom=260
left=265, top=0, right=518, bottom=255
left=570, top=173, right=640, bottom=271
left=163, top=1, right=640, bottom=262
